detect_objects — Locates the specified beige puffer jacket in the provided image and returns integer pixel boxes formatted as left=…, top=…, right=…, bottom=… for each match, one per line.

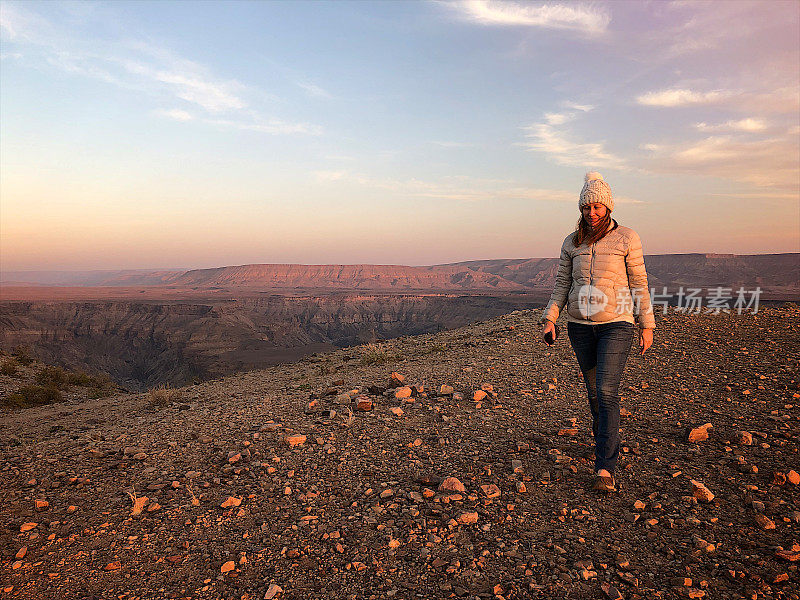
left=542, top=221, right=656, bottom=329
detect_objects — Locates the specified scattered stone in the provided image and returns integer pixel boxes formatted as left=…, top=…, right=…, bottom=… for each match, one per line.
left=480, top=484, right=501, bottom=498
left=736, top=431, right=753, bottom=445
left=221, top=560, right=236, bottom=574
left=687, top=423, right=712, bottom=443
left=438, top=477, right=466, bottom=494
left=787, top=470, right=800, bottom=485
left=285, top=435, right=307, bottom=447
left=394, top=387, right=412, bottom=399
left=20, top=522, right=37, bottom=532
left=690, top=480, right=714, bottom=503
left=355, top=396, right=373, bottom=411
left=264, top=583, right=283, bottom=599
left=472, top=390, right=487, bottom=402
left=457, top=511, right=478, bottom=524
left=220, top=496, right=242, bottom=508
left=439, top=385, right=454, bottom=396
left=34, top=499, right=49, bottom=511
left=389, top=407, right=404, bottom=417
left=755, top=514, right=776, bottom=530
left=600, top=582, right=623, bottom=600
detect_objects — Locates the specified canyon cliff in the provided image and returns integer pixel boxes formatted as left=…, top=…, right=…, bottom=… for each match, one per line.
left=1, top=253, right=797, bottom=389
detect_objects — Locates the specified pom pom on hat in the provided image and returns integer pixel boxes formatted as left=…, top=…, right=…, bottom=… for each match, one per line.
left=579, top=171, right=613, bottom=212
left=585, top=171, right=604, bottom=183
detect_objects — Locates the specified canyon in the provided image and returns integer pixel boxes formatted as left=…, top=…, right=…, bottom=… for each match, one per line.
left=1, top=253, right=797, bottom=390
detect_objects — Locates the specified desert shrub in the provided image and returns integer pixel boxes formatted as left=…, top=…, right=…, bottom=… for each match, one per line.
left=360, top=343, right=404, bottom=366
left=146, top=384, right=182, bottom=407
left=36, top=366, right=68, bottom=389
left=88, top=374, right=115, bottom=399
left=63, top=370, right=115, bottom=397
left=65, top=370, right=93, bottom=386
left=0, top=359, right=19, bottom=376
left=12, top=345, right=33, bottom=366
left=421, top=343, right=447, bottom=355
left=4, top=385, right=62, bottom=408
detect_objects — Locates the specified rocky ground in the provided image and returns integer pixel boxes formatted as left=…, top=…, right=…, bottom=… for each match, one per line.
left=1, top=305, right=799, bottom=600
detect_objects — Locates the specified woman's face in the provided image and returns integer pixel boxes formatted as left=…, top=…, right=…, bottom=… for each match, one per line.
left=581, top=202, right=608, bottom=228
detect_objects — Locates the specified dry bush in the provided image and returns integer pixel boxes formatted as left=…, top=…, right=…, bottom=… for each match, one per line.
left=12, top=345, right=33, bottom=366
left=360, top=343, right=404, bottom=366
left=127, top=490, right=148, bottom=516
left=146, top=384, right=182, bottom=407
left=35, top=366, right=68, bottom=389
left=0, top=359, right=19, bottom=376
left=4, top=385, right=62, bottom=408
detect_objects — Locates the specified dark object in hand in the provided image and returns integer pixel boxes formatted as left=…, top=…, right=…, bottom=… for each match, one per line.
left=544, top=324, right=560, bottom=345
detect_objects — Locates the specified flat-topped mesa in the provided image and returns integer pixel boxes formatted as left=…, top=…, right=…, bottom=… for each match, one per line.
left=170, top=263, right=525, bottom=290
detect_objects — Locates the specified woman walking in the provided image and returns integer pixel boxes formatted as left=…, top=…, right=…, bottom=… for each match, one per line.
left=541, top=172, right=655, bottom=492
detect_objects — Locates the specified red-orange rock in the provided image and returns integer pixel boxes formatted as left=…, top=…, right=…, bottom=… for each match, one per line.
left=457, top=511, right=478, bottom=524
left=438, top=477, right=466, bottom=493
left=690, top=480, right=714, bottom=503
left=687, top=423, right=712, bottom=443
left=220, top=560, right=236, bottom=574
left=480, top=484, right=501, bottom=499
left=394, top=386, right=412, bottom=399
left=355, top=396, right=373, bottom=411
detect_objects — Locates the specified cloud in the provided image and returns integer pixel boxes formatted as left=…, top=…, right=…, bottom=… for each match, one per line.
left=1, top=3, right=319, bottom=135
left=314, top=170, right=347, bottom=181
left=544, top=112, right=572, bottom=126
left=297, top=81, right=332, bottom=99
left=154, top=108, right=194, bottom=122
left=561, top=101, right=594, bottom=112
left=120, top=58, right=245, bottom=112
left=695, top=118, right=767, bottom=132
left=429, top=140, right=476, bottom=148
left=521, top=107, right=626, bottom=170
left=636, top=88, right=730, bottom=107
left=207, top=118, right=322, bottom=136
left=642, top=135, right=799, bottom=190
left=311, top=170, right=643, bottom=204
left=450, top=0, right=610, bottom=34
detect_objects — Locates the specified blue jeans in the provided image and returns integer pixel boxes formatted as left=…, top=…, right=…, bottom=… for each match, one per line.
left=567, top=321, right=635, bottom=473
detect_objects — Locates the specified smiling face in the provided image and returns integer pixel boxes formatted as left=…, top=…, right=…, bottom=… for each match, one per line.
left=581, top=202, right=608, bottom=228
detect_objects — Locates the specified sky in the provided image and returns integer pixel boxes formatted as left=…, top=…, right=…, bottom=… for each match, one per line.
left=1, top=0, right=798, bottom=271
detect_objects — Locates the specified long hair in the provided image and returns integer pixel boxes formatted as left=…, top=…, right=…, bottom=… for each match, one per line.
left=572, top=212, right=615, bottom=246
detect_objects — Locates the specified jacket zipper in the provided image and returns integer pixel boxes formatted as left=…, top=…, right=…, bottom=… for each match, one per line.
left=589, top=242, right=596, bottom=318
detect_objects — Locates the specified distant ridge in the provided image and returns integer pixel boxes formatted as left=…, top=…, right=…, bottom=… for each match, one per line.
left=2, top=253, right=798, bottom=294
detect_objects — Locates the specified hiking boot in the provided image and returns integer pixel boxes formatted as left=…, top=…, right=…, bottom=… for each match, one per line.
left=592, top=475, right=616, bottom=493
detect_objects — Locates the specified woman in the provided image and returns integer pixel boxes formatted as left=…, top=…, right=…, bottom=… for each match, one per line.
left=541, top=172, right=655, bottom=493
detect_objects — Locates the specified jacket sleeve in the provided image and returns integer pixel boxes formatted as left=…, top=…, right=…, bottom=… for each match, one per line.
left=541, top=238, right=573, bottom=323
left=625, top=230, right=656, bottom=329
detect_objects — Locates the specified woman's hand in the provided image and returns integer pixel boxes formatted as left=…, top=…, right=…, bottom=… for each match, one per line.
left=542, top=320, right=556, bottom=344
left=639, top=328, right=653, bottom=355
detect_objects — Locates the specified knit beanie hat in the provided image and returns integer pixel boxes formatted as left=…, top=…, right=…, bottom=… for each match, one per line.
left=579, top=172, right=613, bottom=212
